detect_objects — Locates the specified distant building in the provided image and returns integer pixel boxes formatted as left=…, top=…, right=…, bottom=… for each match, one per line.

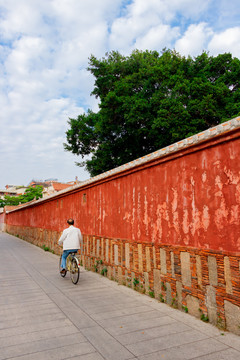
left=0, top=185, right=26, bottom=199
left=1, top=178, right=81, bottom=201
left=0, top=189, right=16, bottom=199
left=29, top=178, right=81, bottom=198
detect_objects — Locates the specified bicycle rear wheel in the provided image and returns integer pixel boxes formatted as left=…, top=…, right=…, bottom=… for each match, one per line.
left=59, top=255, right=66, bottom=277
left=70, top=258, right=79, bottom=284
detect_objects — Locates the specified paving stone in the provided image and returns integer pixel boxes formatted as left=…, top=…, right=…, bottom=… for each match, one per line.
left=0, top=333, right=86, bottom=360
left=47, top=293, right=97, bottom=329
left=104, top=315, right=178, bottom=336
left=81, top=300, right=143, bottom=315
left=0, top=325, right=80, bottom=348
left=137, top=338, right=228, bottom=360
left=0, top=317, right=74, bottom=339
left=193, top=348, right=240, bottom=360
left=91, top=305, right=152, bottom=321
left=7, top=342, right=96, bottom=360
left=126, top=329, right=208, bottom=356
left=116, top=321, right=190, bottom=345
left=0, top=302, right=58, bottom=321
left=83, top=326, right=135, bottom=360
left=96, top=309, right=166, bottom=328
left=215, top=332, right=240, bottom=351
left=0, top=311, right=66, bottom=329
left=66, top=353, right=105, bottom=360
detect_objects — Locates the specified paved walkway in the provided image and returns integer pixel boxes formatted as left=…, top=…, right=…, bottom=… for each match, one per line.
left=1, top=232, right=240, bottom=360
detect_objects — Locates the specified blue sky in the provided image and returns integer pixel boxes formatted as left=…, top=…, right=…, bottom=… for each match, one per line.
left=0, top=0, right=239, bottom=189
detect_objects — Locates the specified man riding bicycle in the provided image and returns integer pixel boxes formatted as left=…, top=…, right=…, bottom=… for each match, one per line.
left=58, top=218, right=83, bottom=274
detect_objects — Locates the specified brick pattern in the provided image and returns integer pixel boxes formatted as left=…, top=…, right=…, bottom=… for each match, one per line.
left=6, top=224, right=240, bottom=335
left=83, top=236, right=240, bottom=334
left=6, top=225, right=61, bottom=255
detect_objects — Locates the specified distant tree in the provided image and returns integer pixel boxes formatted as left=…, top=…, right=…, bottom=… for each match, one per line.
left=0, top=199, right=6, bottom=208
left=23, top=186, right=43, bottom=201
left=64, top=49, right=240, bottom=177
left=0, top=186, right=43, bottom=207
left=2, top=195, right=19, bottom=206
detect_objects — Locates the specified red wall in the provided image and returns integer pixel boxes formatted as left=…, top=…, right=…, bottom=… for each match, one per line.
left=5, top=127, right=240, bottom=254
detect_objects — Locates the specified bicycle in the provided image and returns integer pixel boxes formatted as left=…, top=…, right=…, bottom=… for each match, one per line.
left=59, top=252, right=80, bottom=284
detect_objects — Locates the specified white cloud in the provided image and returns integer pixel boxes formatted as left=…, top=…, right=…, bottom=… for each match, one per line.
left=175, top=23, right=213, bottom=56
left=119, top=0, right=211, bottom=22
left=134, top=24, right=179, bottom=51
left=208, top=27, right=240, bottom=58
left=109, top=0, right=212, bottom=53
left=0, top=0, right=44, bottom=39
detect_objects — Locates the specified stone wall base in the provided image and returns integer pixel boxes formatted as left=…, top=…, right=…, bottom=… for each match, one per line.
left=0, top=223, right=6, bottom=232
left=5, top=224, right=240, bottom=336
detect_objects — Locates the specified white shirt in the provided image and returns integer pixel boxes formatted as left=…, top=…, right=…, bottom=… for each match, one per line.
left=58, top=225, right=83, bottom=250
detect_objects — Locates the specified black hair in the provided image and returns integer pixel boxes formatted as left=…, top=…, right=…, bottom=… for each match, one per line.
left=67, top=218, right=74, bottom=225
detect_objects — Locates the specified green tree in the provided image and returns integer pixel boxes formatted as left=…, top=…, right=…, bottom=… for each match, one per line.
left=0, top=199, right=6, bottom=208
left=23, top=186, right=43, bottom=202
left=2, top=195, right=19, bottom=206
left=0, top=186, right=43, bottom=207
left=64, top=49, right=240, bottom=177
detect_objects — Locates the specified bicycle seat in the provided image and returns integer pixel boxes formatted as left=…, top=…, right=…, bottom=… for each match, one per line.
left=68, top=252, right=78, bottom=259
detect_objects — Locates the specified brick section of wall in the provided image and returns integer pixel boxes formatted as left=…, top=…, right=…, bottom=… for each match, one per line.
left=6, top=224, right=240, bottom=335
left=6, top=224, right=61, bottom=255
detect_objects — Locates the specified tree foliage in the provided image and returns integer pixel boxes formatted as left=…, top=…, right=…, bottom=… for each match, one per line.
left=0, top=199, right=5, bottom=208
left=64, top=49, right=240, bottom=177
left=0, top=186, right=43, bottom=208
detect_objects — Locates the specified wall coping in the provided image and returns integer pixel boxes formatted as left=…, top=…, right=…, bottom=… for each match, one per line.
left=6, top=116, right=240, bottom=213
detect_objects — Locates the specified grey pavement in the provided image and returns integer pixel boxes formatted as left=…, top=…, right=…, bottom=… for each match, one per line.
left=1, top=232, right=240, bottom=360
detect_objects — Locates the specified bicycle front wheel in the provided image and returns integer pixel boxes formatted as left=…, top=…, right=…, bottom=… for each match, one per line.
left=70, top=258, right=79, bottom=284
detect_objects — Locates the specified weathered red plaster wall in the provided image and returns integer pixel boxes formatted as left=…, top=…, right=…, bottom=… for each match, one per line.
left=5, top=127, right=240, bottom=254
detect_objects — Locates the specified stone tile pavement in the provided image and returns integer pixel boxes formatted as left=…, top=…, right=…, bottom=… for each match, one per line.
left=1, top=231, right=240, bottom=360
